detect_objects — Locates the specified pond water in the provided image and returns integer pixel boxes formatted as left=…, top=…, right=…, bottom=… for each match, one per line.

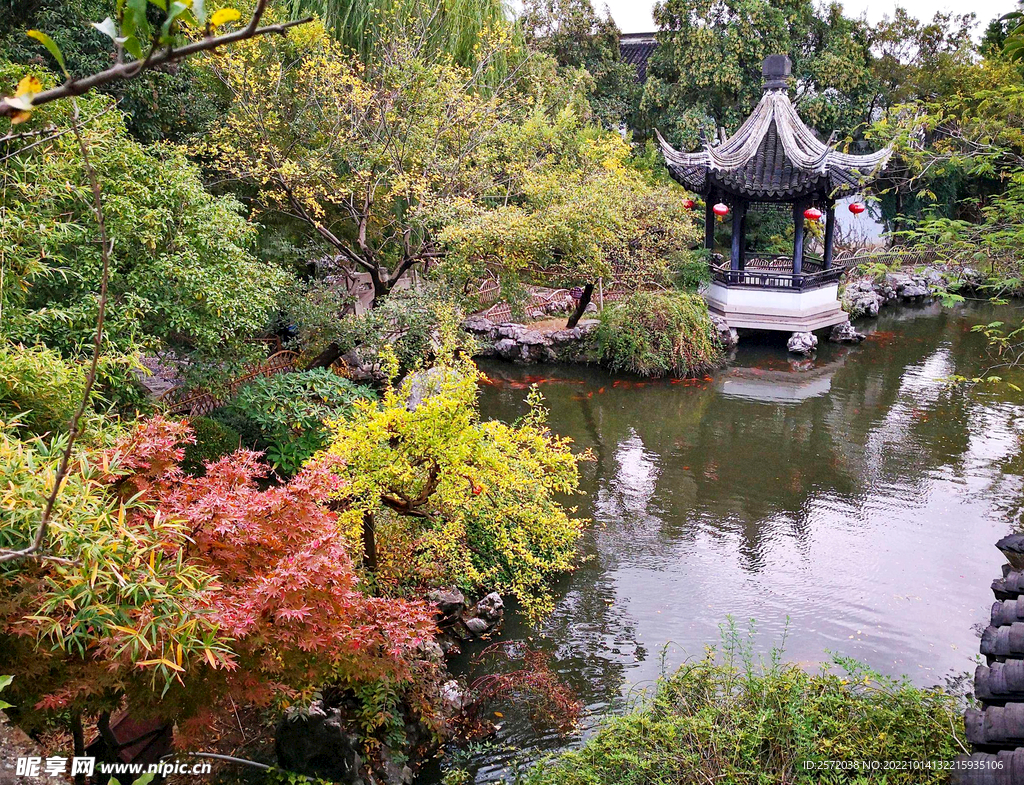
left=430, top=300, right=1024, bottom=783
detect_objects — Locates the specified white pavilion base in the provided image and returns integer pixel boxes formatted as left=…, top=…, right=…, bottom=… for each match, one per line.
left=704, top=281, right=849, bottom=332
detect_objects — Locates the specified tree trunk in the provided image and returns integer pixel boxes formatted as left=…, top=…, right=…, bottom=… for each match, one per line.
left=305, top=342, right=344, bottom=370
left=362, top=511, right=378, bottom=572
left=566, top=283, right=594, bottom=329
left=71, top=713, right=86, bottom=785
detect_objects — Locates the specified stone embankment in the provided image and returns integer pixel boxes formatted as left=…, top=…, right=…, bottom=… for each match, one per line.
left=841, top=264, right=983, bottom=319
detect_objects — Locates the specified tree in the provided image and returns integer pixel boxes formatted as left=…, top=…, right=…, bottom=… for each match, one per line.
left=323, top=330, right=591, bottom=620
left=201, top=19, right=527, bottom=308
left=439, top=127, right=700, bottom=325
left=0, top=417, right=436, bottom=748
left=520, top=0, right=640, bottom=130
left=285, top=0, right=523, bottom=80
left=643, top=0, right=877, bottom=148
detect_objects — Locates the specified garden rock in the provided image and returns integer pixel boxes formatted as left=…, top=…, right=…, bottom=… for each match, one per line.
left=464, top=616, right=491, bottom=635
left=427, top=587, right=466, bottom=616
left=380, top=747, right=414, bottom=785
left=474, top=592, right=505, bottom=621
left=900, top=282, right=928, bottom=299
left=787, top=331, right=818, bottom=355
left=440, top=680, right=467, bottom=713
left=340, top=348, right=376, bottom=382
left=276, top=701, right=363, bottom=784
left=709, top=313, right=739, bottom=350
left=828, top=323, right=866, bottom=344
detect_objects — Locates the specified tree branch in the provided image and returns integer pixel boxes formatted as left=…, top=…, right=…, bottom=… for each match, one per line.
left=0, top=1, right=312, bottom=119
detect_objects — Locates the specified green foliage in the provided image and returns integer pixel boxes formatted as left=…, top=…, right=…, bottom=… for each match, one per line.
left=0, top=0, right=228, bottom=142
left=523, top=629, right=964, bottom=785
left=520, top=0, right=640, bottom=130
left=669, top=249, right=712, bottom=291
left=440, top=130, right=700, bottom=303
left=0, top=67, right=288, bottom=406
left=229, top=369, right=376, bottom=475
left=596, top=291, right=723, bottom=378
left=286, top=0, right=523, bottom=81
left=325, top=335, right=590, bottom=619
left=643, top=0, right=878, bottom=148
left=0, top=674, right=13, bottom=711
left=0, top=344, right=87, bottom=435
left=180, top=416, right=242, bottom=476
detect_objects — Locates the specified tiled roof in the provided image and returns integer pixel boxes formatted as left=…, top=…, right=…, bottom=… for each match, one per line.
left=619, top=33, right=657, bottom=82
left=658, top=57, right=893, bottom=201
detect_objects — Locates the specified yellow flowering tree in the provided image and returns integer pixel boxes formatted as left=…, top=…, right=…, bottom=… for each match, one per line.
left=323, top=329, right=591, bottom=620
left=202, top=18, right=521, bottom=306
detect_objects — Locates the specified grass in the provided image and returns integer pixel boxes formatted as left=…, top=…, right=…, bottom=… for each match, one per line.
left=520, top=624, right=967, bottom=785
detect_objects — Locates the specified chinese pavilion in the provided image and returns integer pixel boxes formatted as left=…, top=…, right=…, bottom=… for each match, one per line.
left=658, top=54, right=892, bottom=334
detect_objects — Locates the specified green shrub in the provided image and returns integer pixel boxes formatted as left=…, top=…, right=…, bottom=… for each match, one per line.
left=0, top=345, right=87, bottom=435
left=596, top=291, right=723, bottom=377
left=524, top=634, right=964, bottom=785
left=181, top=416, right=242, bottom=476
left=228, top=370, right=376, bottom=476
left=670, top=249, right=712, bottom=290
left=208, top=406, right=266, bottom=451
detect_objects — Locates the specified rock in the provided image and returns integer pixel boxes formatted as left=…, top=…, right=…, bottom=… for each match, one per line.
left=828, top=322, right=866, bottom=344
left=900, top=282, right=928, bottom=299
left=440, top=680, right=467, bottom=713
left=463, top=616, right=491, bottom=635
left=427, top=587, right=466, bottom=616
left=380, top=747, right=413, bottom=785
left=340, top=348, right=377, bottom=382
left=787, top=331, right=818, bottom=355
left=405, top=367, right=458, bottom=412
left=462, top=315, right=497, bottom=339
left=474, top=592, right=505, bottom=621
left=842, top=289, right=882, bottom=318
left=417, top=637, right=444, bottom=663
left=0, top=714, right=48, bottom=785
left=709, top=313, right=739, bottom=350
left=584, top=302, right=598, bottom=314
left=276, top=701, right=363, bottom=784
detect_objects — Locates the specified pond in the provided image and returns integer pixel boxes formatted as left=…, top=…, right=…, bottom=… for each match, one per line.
left=430, top=300, right=1024, bottom=783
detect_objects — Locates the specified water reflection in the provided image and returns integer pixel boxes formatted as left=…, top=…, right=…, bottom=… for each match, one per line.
left=440, top=302, right=1024, bottom=783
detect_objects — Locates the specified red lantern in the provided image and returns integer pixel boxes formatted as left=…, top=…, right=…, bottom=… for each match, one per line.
left=713, top=203, right=729, bottom=217
left=849, top=202, right=866, bottom=215
left=682, top=198, right=695, bottom=210
left=803, top=206, right=823, bottom=222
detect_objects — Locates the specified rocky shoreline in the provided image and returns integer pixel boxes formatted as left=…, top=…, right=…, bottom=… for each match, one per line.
left=461, top=263, right=985, bottom=367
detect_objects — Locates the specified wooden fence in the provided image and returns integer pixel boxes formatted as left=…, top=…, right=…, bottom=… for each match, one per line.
left=158, top=350, right=299, bottom=416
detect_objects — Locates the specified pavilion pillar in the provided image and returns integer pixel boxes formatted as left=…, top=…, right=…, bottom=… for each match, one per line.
left=730, top=201, right=746, bottom=272
left=704, top=197, right=715, bottom=252
left=792, top=199, right=805, bottom=278
left=823, top=200, right=836, bottom=270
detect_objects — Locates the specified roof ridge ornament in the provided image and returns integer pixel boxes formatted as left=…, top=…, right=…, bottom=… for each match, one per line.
left=762, top=54, right=791, bottom=92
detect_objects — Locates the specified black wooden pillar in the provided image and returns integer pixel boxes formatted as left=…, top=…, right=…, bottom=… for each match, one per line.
left=792, top=199, right=805, bottom=276
left=730, top=200, right=746, bottom=271
left=704, top=197, right=715, bottom=252
left=823, top=199, right=836, bottom=270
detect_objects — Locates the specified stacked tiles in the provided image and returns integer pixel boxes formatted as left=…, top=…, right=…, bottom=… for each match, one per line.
left=954, top=536, right=1024, bottom=783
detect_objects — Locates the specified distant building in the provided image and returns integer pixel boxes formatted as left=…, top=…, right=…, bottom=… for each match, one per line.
left=618, top=32, right=657, bottom=81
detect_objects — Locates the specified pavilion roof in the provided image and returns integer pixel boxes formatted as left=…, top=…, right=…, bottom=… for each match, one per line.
left=658, top=60, right=893, bottom=201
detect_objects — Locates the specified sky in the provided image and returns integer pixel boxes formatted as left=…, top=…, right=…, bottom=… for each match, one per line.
left=597, top=0, right=1016, bottom=33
